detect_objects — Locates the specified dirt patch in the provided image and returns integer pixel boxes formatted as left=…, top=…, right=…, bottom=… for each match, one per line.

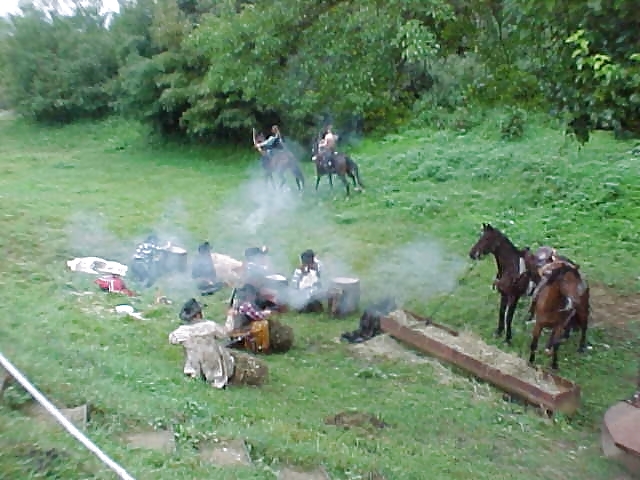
left=590, top=284, right=640, bottom=329
left=198, top=438, right=252, bottom=467
left=278, top=465, right=330, bottom=480
left=124, top=429, right=175, bottom=453
left=324, top=411, right=387, bottom=430
left=23, top=402, right=88, bottom=429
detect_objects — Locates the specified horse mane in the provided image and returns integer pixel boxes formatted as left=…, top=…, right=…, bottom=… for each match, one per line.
left=492, top=227, right=521, bottom=255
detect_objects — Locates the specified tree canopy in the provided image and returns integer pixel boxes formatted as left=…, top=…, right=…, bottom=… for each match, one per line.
left=0, top=0, right=638, bottom=141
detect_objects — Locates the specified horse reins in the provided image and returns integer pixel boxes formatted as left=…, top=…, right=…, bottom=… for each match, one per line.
left=426, top=261, right=478, bottom=320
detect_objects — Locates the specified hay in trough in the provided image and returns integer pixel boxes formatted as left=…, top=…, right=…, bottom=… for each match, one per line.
left=387, top=311, right=562, bottom=395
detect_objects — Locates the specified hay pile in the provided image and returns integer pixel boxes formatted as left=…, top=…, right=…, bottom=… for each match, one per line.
left=388, top=310, right=562, bottom=395
left=229, top=351, right=268, bottom=386
left=268, top=319, right=294, bottom=353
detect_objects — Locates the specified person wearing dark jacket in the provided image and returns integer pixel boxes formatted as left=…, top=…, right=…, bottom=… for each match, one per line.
left=192, top=241, right=225, bottom=296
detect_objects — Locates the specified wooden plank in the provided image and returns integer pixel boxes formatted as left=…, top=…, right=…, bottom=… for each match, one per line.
left=380, top=312, right=581, bottom=415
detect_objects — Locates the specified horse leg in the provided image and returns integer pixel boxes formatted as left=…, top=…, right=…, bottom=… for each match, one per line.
left=548, top=326, right=564, bottom=370
left=348, top=171, right=357, bottom=187
left=576, top=306, right=588, bottom=353
left=551, top=341, right=561, bottom=370
left=315, top=174, right=321, bottom=191
left=339, top=174, right=350, bottom=197
left=328, top=174, right=334, bottom=189
left=279, top=172, right=287, bottom=189
left=504, top=296, right=520, bottom=344
left=495, top=294, right=508, bottom=338
left=529, top=322, right=542, bottom=366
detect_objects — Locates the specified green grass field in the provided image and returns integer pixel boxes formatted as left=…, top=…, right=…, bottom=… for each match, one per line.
left=0, top=112, right=639, bottom=479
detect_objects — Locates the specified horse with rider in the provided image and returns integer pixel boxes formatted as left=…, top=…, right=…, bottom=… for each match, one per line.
left=312, top=123, right=365, bottom=197
left=253, top=125, right=305, bottom=191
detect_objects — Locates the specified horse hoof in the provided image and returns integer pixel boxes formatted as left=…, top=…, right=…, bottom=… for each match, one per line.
left=504, top=338, right=512, bottom=346
left=543, top=348, right=552, bottom=356
left=493, top=329, right=503, bottom=338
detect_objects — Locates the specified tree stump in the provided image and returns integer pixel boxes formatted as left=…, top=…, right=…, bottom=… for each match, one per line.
left=328, top=277, right=360, bottom=317
left=601, top=401, right=640, bottom=475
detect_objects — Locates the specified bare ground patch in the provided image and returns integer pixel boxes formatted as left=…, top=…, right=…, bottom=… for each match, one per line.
left=590, top=284, right=640, bottom=329
left=278, top=465, right=331, bottom=480
left=198, top=438, right=252, bottom=467
left=123, top=429, right=175, bottom=453
left=324, top=411, right=388, bottom=430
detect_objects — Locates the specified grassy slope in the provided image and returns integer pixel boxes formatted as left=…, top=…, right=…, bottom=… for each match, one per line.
left=0, top=114, right=638, bottom=479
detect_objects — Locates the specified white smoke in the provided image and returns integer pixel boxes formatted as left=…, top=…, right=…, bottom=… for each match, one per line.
left=364, top=238, right=467, bottom=307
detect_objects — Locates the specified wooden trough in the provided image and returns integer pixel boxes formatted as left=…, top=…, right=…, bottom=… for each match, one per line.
left=380, top=310, right=581, bottom=415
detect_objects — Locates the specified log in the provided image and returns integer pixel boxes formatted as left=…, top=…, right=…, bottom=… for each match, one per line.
left=328, top=277, right=360, bottom=317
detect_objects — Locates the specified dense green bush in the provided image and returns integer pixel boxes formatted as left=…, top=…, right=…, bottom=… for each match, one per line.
left=0, top=0, right=638, bottom=141
left=0, top=4, right=118, bottom=122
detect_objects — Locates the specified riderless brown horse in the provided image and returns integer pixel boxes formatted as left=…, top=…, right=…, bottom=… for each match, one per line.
left=469, top=223, right=534, bottom=344
left=527, top=264, right=589, bottom=370
left=311, top=136, right=365, bottom=197
left=254, top=131, right=305, bottom=191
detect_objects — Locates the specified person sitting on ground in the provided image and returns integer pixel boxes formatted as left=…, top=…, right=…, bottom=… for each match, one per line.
left=290, top=249, right=324, bottom=312
left=192, top=241, right=226, bottom=296
left=291, top=249, right=323, bottom=289
left=254, top=125, right=284, bottom=157
left=229, top=284, right=273, bottom=329
left=226, top=284, right=275, bottom=353
left=179, top=297, right=204, bottom=324
left=129, top=233, right=163, bottom=288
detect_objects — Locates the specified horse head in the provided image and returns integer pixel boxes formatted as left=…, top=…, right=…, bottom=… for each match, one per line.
left=469, top=223, right=504, bottom=260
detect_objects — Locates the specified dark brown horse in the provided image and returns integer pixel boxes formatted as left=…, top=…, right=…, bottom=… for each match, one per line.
left=311, top=139, right=365, bottom=197
left=255, top=132, right=305, bottom=191
left=527, top=265, right=589, bottom=370
left=469, top=223, right=534, bottom=344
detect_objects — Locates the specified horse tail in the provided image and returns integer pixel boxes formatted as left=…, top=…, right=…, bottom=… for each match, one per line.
left=346, top=156, right=365, bottom=189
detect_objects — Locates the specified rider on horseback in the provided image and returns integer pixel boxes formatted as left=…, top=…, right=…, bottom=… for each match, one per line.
left=254, top=125, right=284, bottom=158
left=313, top=124, right=339, bottom=170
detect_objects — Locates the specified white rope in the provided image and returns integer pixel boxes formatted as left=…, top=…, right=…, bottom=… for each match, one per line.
left=0, top=352, right=136, bottom=480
